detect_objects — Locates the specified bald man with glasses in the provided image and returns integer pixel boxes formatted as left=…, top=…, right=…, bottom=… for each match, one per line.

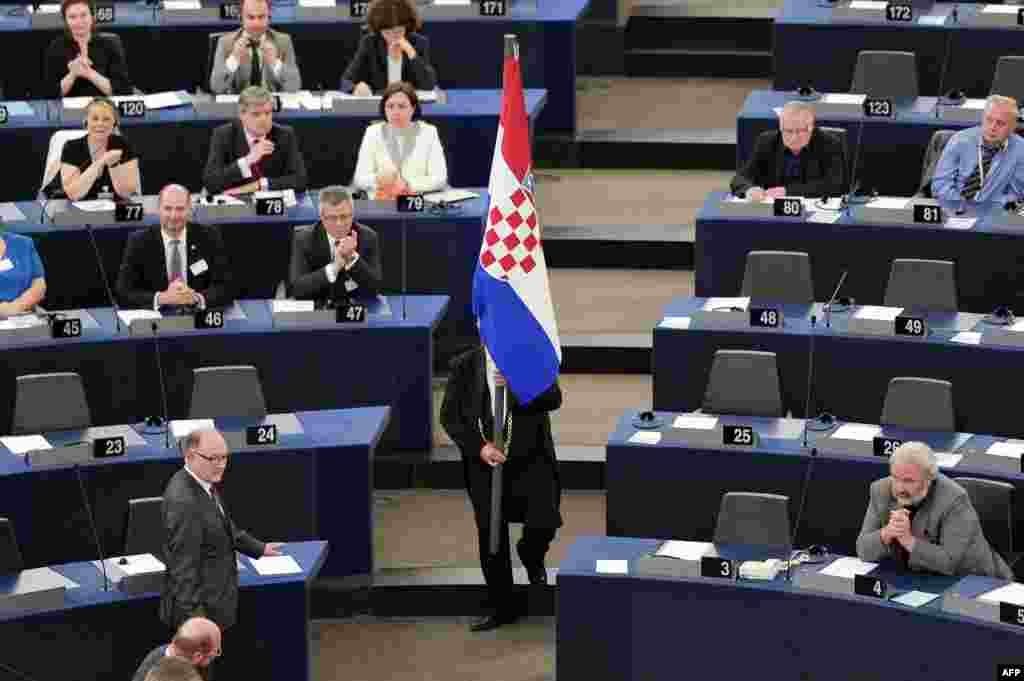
left=160, top=430, right=283, bottom=635
left=730, top=101, right=846, bottom=201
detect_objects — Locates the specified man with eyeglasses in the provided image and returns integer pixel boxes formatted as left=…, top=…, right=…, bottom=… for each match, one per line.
left=287, top=185, right=382, bottom=303
left=730, top=100, right=846, bottom=201
left=132, top=617, right=222, bottom=681
left=160, top=430, right=283, bottom=639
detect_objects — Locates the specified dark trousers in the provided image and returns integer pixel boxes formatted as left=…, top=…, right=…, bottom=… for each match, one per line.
left=475, top=517, right=556, bottom=617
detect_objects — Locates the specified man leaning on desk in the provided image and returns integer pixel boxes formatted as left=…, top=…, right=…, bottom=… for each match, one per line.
left=856, top=441, right=1013, bottom=580
left=730, top=101, right=845, bottom=200
left=203, top=86, right=308, bottom=196
left=931, top=95, right=1024, bottom=205
left=209, top=0, right=302, bottom=95
left=116, top=184, right=234, bottom=311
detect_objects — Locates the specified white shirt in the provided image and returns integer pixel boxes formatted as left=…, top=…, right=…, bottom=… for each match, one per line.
left=323, top=225, right=360, bottom=284
left=235, top=128, right=271, bottom=191
left=184, top=465, right=224, bottom=515
left=224, top=32, right=285, bottom=79
left=387, top=53, right=403, bottom=86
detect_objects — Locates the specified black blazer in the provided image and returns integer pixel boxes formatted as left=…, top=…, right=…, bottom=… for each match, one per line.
left=203, top=121, right=308, bottom=195
left=340, top=33, right=437, bottom=94
left=288, top=222, right=382, bottom=301
left=160, top=468, right=265, bottom=630
left=44, top=32, right=133, bottom=98
left=440, top=346, right=563, bottom=529
left=730, top=128, right=846, bottom=198
left=115, top=223, right=235, bottom=309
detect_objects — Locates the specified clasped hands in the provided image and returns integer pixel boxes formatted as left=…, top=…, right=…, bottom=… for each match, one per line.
left=478, top=369, right=508, bottom=467
left=232, top=39, right=279, bottom=68
left=333, top=234, right=357, bottom=267
left=375, top=170, right=409, bottom=200
left=747, top=186, right=787, bottom=202
left=67, top=52, right=97, bottom=82
left=880, top=508, right=916, bottom=553
left=158, top=279, right=199, bottom=307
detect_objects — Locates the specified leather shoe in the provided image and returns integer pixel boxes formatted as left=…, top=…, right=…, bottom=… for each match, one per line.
left=470, top=613, right=519, bottom=632
left=524, top=564, right=547, bottom=586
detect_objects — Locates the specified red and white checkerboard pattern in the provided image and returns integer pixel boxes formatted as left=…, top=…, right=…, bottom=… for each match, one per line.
left=480, top=187, right=539, bottom=278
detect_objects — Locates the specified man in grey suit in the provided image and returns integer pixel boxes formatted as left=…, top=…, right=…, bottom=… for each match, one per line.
left=857, top=441, right=1012, bottom=579
left=160, top=429, right=284, bottom=632
left=288, top=185, right=382, bottom=302
left=209, top=0, right=301, bottom=94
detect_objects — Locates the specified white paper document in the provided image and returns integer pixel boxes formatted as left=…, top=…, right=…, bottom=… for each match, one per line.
left=950, top=332, right=982, bottom=345
left=249, top=554, right=302, bottom=576
left=335, top=90, right=438, bottom=103
left=986, top=441, right=1024, bottom=459
left=275, top=93, right=303, bottom=110
left=980, top=582, right=1024, bottom=606
left=658, top=316, right=691, bottom=330
left=704, top=296, right=750, bottom=311
left=62, top=96, right=92, bottom=110
left=144, top=92, right=189, bottom=109
left=117, top=309, right=162, bottom=326
left=1, top=434, right=52, bottom=455
left=299, top=0, right=335, bottom=6
left=423, top=189, right=480, bottom=204
left=853, top=305, right=903, bottom=321
left=848, top=0, right=887, bottom=9
left=819, top=557, right=877, bottom=578
left=164, top=0, right=202, bottom=8
left=867, top=197, right=909, bottom=211
left=960, top=98, right=987, bottom=111
left=673, top=414, right=718, bottom=430
left=434, top=0, right=471, bottom=5
left=982, top=5, right=1019, bottom=15
left=1009, top=320, right=1024, bottom=333
left=935, top=452, right=962, bottom=469
left=215, top=94, right=240, bottom=104
left=656, top=540, right=713, bottom=561
left=892, top=590, right=939, bottom=607
left=628, top=431, right=661, bottom=445
left=170, top=419, right=216, bottom=439
left=831, top=423, right=881, bottom=441
left=116, top=554, right=166, bottom=575
left=807, top=211, right=841, bottom=224
left=272, top=300, right=315, bottom=313
left=595, top=559, right=629, bottom=575
left=0, top=203, right=26, bottom=221
left=945, top=217, right=976, bottom=231
left=821, top=93, right=866, bottom=105
left=73, top=199, right=116, bottom=212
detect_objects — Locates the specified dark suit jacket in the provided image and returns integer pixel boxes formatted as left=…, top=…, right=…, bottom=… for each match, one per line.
left=203, top=121, right=308, bottom=195
left=340, top=33, right=437, bottom=94
left=160, top=468, right=265, bottom=630
left=287, top=222, right=382, bottom=300
left=115, top=223, right=235, bottom=309
left=44, top=33, right=133, bottom=98
left=440, top=346, right=563, bottom=529
left=730, top=128, right=846, bottom=198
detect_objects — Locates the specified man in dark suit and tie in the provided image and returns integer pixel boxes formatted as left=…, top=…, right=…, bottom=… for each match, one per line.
left=287, top=186, right=382, bottom=302
left=160, top=429, right=283, bottom=633
left=116, top=184, right=234, bottom=310
left=203, top=86, right=308, bottom=196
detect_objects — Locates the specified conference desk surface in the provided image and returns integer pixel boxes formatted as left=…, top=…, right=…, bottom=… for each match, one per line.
left=738, top=90, right=980, bottom=197
left=607, top=408, right=1024, bottom=556
left=0, top=408, right=385, bottom=578
left=0, top=0, right=585, bottom=132
left=774, top=0, right=1024, bottom=101
left=0, top=541, right=326, bottom=681
left=558, top=535, right=1022, bottom=681
left=13, top=190, right=481, bottom=351
left=0, top=90, right=544, bottom=200
left=694, top=192, right=1024, bottom=313
left=0, top=297, right=444, bottom=450
left=654, top=295, right=1024, bottom=441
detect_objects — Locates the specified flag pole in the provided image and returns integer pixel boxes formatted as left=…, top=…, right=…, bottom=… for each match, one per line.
left=488, top=33, right=518, bottom=558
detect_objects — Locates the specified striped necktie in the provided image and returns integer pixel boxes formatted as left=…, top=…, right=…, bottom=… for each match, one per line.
left=961, top=143, right=1000, bottom=200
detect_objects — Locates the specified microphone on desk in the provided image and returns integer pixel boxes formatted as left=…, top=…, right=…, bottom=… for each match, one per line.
left=822, top=270, right=848, bottom=329
left=151, top=322, right=173, bottom=450
left=85, top=223, right=122, bottom=334
left=786, top=446, right=819, bottom=583
left=802, top=315, right=818, bottom=449
left=73, top=465, right=109, bottom=592
left=933, top=20, right=962, bottom=121
left=841, top=116, right=872, bottom=210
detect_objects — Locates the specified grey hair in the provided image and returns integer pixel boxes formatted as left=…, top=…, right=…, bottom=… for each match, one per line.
left=781, top=100, right=816, bottom=121
left=318, top=185, right=353, bottom=208
left=239, top=85, right=274, bottom=112
left=890, top=441, right=938, bottom=480
left=985, top=94, right=1019, bottom=119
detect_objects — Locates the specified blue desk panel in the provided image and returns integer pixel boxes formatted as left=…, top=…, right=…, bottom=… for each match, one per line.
left=0, top=541, right=325, bottom=681
left=0, top=409, right=383, bottom=578
left=558, top=536, right=1022, bottom=681
left=0, top=0, right=584, bottom=131
left=0, top=91, right=543, bottom=200
left=774, top=0, right=1024, bottom=101
left=0, top=299, right=442, bottom=450
left=694, top=192, right=1024, bottom=312
left=654, top=296, right=1024, bottom=441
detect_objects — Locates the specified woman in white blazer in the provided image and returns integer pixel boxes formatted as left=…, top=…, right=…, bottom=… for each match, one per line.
left=353, top=81, right=448, bottom=199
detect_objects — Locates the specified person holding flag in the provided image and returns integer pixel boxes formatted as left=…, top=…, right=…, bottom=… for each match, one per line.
left=440, top=34, right=563, bottom=634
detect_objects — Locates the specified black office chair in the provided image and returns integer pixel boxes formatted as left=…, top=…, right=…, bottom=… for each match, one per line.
left=713, top=492, right=792, bottom=547
left=124, top=497, right=165, bottom=559
left=188, top=365, right=267, bottom=420
left=990, top=56, right=1024, bottom=108
left=11, top=372, right=92, bottom=435
left=915, top=129, right=957, bottom=198
left=883, top=258, right=958, bottom=313
left=953, top=477, right=1024, bottom=579
left=817, top=126, right=849, bottom=190
left=0, top=517, right=23, bottom=575
left=702, top=350, right=784, bottom=418
left=740, top=251, right=814, bottom=305
left=850, top=50, right=919, bottom=101
left=880, top=377, right=955, bottom=432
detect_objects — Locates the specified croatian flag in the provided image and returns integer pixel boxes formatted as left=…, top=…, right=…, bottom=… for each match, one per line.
left=472, top=42, right=561, bottom=405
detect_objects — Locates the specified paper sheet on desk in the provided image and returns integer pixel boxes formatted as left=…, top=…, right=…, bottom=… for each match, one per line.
left=951, top=331, right=981, bottom=345
left=274, top=93, right=303, bottom=110
left=986, top=441, right=1024, bottom=459
left=867, top=197, right=909, bottom=211
left=118, top=554, right=166, bottom=575
left=848, top=0, right=887, bottom=8
left=0, top=315, right=46, bottom=330
left=117, top=309, right=162, bottom=326
left=433, top=0, right=471, bottom=5
left=215, top=94, right=240, bottom=104
left=170, top=419, right=216, bottom=439
left=821, top=93, right=866, bottom=105
left=0, top=102, right=34, bottom=118
left=656, top=540, right=713, bottom=561
left=980, top=582, right=1024, bottom=606
left=819, top=557, right=877, bottom=578
left=854, top=306, right=903, bottom=321
left=164, top=0, right=201, bottom=8
left=628, top=431, right=661, bottom=445
left=424, top=189, right=480, bottom=204
left=982, top=4, right=1020, bottom=14
left=935, top=452, right=962, bottom=469
left=0, top=203, right=26, bottom=221
left=299, top=0, right=335, bottom=6
left=945, top=217, right=976, bottom=231
left=673, top=414, right=718, bottom=430
left=249, top=555, right=302, bottom=576
left=807, top=211, right=841, bottom=224
left=74, top=199, right=116, bottom=212
left=1, top=434, right=52, bottom=455
left=704, top=297, right=749, bottom=310
left=892, top=590, right=939, bottom=607
left=272, top=300, right=315, bottom=313
left=334, top=90, right=438, bottom=103
left=658, top=316, right=691, bottom=330
left=595, top=559, right=629, bottom=575
left=831, top=423, right=881, bottom=441
left=144, top=92, right=189, bottom=109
